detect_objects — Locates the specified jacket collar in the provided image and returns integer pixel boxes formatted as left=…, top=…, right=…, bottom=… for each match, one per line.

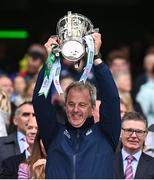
left=4, top=132, right=18, bottom=144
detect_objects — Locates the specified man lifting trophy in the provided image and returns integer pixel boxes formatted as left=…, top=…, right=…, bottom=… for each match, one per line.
left=39, top=11, right=99, bottom=97
left=33, top=10, right=121, bottom=179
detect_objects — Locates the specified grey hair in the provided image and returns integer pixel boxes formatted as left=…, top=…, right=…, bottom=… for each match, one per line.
left=14, top=101, right=33, bottom=117
left=65, top=81, right=97, bottom=106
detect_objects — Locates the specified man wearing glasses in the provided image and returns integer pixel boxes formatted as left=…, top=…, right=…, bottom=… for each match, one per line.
left=114, top=111, right=154, bottom=179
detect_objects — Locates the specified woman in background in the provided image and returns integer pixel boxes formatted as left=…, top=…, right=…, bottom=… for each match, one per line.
left=0, top=89, right=11, bottom=136
left=18, top=133, right=46, bottom=179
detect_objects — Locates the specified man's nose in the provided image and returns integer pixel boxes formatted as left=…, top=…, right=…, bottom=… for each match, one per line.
left=73, top=105, right=79, bottom=112
left=131, top=131, right=137, bottom=137
left=31, top=128, right=38, bottom=134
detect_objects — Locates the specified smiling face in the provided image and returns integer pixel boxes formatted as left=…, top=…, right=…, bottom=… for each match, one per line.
left=65, top=88, right=94, bottom=128
left=121, top=120, right=147, bottom=154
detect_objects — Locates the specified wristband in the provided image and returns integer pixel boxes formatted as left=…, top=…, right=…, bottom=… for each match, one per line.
left=94, top=52, right=102, bottom=60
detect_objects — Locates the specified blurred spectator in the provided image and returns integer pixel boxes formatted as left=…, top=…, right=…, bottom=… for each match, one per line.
left=13, top=76, right=26, bottom=96
left=0, top=75, right=14, bottom=98
left=114, top=71, right=144, bottom=115
left=0, top=101, right=34, bottom=168
left=25, top=78, right=36, bottom=102
left=134, top=53, right=154, bottom=127
left=113, top=71, right=134, bottom=112
left=12, top=76, right=27, bottom=106
left=120, top=98, right=128, bottom=119
left=132, top=53, right=154, bottom=99
left=144, top=124, right=154, bottom=158
left=144, top=130, right=154, bottom=158
left=118, top=43, right=131, bottom=61
left=106, top=54, right=130, bottom=74
left=18, top=133, right=46, bottom=179
left=0, top=89, right=11, bottom=136
left=19, top=44, right=47, bottom=82
left=0, top=114, right=38, bottom=179
left=0, top=74, right=17, bottom=129
left=136, top=80, right=154, bottom=127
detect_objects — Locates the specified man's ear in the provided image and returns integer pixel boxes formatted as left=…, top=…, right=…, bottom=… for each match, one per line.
left=89, top=104, right=95, bottom=117
left=144, top=131, right=148, bottom=139
left=120, top=130, right=122, bottom=139
left=13, top=117, right=18, bottom=126
left=92, top=104, right=101, bottom=123
left=91, top=104, right=96, bottom=114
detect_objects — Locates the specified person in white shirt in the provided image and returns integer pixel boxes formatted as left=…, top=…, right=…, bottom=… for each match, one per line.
left=0, top=101, right=35, bottom=167
left=0, top=89, right=11, bottom=137
left=0, top=113, right=38, bottom=179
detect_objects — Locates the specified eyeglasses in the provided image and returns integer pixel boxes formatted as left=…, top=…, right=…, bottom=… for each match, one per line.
left=21, top=112, right=35, bottom=117
left=122, top=128, right=147, bottom=138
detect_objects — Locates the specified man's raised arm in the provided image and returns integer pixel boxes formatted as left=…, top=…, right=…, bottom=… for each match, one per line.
left=32, top=37, right=60, bottom=150
left=92, top=33, right=121, bottom=150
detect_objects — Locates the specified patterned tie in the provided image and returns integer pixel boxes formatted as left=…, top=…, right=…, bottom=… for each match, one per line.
left=22, top=137, right=29, bottom=152
left=125, top=155, right=134, bottom=180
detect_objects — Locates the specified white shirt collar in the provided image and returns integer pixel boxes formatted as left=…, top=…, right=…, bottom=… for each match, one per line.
left=25, top=149, right=31, bottom=159
left=17, top=131, right=25, bottom=141
left=122, top=148, right=142, bottom=162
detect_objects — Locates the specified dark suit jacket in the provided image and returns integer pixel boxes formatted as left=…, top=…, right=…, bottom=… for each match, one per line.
left=0, top=132, right=20, bottom=168
left=0, top=151, right=26, bottom=179
left=114, top=151, right=154, bottom=179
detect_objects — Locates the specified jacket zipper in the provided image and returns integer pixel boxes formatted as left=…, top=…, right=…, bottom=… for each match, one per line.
left=73, top=154, right=76, bottom=179
left=72, top=129, right=80, bottom=179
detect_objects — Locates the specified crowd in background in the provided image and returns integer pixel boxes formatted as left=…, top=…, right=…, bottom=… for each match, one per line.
left=0, top=37, right=154, bottom=178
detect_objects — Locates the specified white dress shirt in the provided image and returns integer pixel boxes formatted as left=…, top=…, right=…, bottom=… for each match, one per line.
left=17, top=131, right=26, bottom=153
left=25, top=149, right=31, bottom=159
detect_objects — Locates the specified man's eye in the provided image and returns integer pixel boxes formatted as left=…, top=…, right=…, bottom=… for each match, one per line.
left=136, top=130, right=144, bottom=134
left=126, top=129, right=133, bottom=133
left=68, top=103, right=74, bottom=107
left=79, top=104, right=87, bottom=108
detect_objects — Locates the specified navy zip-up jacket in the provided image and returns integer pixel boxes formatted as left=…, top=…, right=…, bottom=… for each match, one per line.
left=33, top=62, right=121, bottom=178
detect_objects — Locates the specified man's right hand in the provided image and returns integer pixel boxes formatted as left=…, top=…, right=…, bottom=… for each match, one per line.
left=44, top=35, right=60, bottom=55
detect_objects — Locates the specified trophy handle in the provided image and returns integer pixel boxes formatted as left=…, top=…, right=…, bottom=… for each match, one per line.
left=86, top=28, right=99, bottom=35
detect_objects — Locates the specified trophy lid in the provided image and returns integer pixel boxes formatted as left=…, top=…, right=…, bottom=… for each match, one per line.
left=56, top=11, right=97, bottom=62
left=56, top=11, right=94, bottom=42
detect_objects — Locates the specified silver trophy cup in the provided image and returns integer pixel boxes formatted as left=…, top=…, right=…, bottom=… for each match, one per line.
left=56, top=11, right=96, bottom=62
